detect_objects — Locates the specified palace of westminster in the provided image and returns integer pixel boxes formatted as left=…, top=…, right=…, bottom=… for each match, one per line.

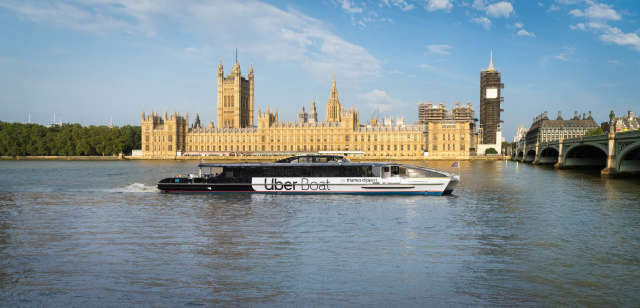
left=141, top=56, right=504, bottom=159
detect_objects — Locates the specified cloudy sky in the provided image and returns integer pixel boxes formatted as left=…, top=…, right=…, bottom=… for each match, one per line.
left=1, top=0, right=639, bottom=138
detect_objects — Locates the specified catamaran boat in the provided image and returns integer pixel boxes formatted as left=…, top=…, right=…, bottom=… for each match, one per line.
left=157, top=155, right=459, bottom=195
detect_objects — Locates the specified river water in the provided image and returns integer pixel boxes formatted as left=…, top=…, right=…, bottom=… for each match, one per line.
left=0, top=160, right=639, bottom=306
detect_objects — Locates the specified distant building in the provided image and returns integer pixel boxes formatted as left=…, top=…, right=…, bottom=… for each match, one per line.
left=513, top=125, right=527, bottom=143
left=479, top=51, right=503, bottom=145
left=427, top=121, right=475, bottom=159
left=612, top=110, right=640, bottom=132
left=217, top=57, right=254, bottom=128
left=524, top=111, right=599, bottom=145
left=141, top=62, right=427, bottom=159
left=418, top=102, right=476, bottom=158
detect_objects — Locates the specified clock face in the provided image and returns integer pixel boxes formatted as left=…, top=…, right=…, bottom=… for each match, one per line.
left=486, top=88, right=498, bottom=99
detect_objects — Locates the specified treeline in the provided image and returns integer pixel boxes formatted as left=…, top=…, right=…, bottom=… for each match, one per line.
left=0, top=122, right=141, bottom=156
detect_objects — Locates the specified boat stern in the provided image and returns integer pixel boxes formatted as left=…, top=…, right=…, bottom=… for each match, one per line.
left=442, top=175, right=460, bottom=195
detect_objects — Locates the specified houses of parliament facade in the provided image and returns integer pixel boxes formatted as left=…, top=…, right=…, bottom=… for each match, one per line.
left=141, top=59, right=430, bottom=159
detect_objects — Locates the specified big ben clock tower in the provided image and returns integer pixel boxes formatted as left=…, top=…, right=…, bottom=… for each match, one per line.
left=480, top=50, right=503, bottom=145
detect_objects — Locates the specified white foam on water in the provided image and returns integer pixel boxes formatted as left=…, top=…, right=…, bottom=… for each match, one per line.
left=111, top=183, right=159, bottom=193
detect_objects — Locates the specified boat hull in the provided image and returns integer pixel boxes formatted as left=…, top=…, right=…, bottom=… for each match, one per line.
left=158, top=176, right=457, bottom=195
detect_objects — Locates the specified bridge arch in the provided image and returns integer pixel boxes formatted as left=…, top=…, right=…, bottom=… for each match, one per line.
left=563, top=144, right=607, bottom=168
left=538, top=147, right=559, bottom=164
left=524, top=149, right=536, bottom=163
left=617, top=141, right=640, bottom=174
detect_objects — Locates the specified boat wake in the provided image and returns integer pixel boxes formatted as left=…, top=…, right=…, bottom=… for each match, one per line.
left=110, top=183, right=159, bottom=193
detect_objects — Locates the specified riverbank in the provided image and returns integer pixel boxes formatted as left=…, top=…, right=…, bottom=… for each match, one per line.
left=1, top=155, right=509, bottom=161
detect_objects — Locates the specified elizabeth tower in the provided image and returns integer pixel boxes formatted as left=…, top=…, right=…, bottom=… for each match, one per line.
left=479, top=51, right=503, bottom=144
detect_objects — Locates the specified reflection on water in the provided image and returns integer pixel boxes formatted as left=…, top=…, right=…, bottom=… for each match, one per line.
left=0, top=160, right=639, bottom=306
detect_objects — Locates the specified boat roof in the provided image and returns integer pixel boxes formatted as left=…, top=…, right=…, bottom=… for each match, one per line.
left=197, top=162, right=452, bottom=176
left=198, top=162, right=386, bottom=168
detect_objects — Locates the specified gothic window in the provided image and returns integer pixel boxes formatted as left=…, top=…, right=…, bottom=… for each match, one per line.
left=168, top=145, right=172, bottom=151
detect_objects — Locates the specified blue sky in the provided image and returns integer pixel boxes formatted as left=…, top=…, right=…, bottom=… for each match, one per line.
left=1, top=0, right=639, bottom=139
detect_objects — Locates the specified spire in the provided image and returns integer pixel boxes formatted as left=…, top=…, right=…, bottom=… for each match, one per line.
left=235, top=48, right=238, bottom=64
left=218, top=58, right=223, bottom=71
left=488, top=50, right=495, bottom=72
left=330, top=75, right=338, bottom=100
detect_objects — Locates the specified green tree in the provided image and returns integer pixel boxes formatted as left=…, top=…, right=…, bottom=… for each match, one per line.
left=584, top=127, right=604, bottom=136
left=485, top=147, right=498, bottom=155
left=0, top=121, right=141, bottom=156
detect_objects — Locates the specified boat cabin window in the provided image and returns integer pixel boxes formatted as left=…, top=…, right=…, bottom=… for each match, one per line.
left=224, top=170, right=234, bottom=178
left=391, top=166, right=399, bottom=175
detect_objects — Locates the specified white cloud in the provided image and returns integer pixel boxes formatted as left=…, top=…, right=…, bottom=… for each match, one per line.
left=0, top=1, right=152, bottom=35
left=570, top=23, right=586, bottom=30
left=555, top=0, right=581, bottom=4
left=472, top=0, right=487, bottom=10
left=566, top=2, right=639, bottom=53
left=425, top=0, right=452, bottom=12
left=380, top=0, right=415, bottom=11
left=339, top=0, right=363, bottom=14
left=0, top=0, right=381, bottom=82
left=554, top=47, right=575, bottom=61
left=548, top=5, right=560, bottom=11
left=426, top=44, right=452, bottom=55
left=418, top=63, right=435, bottom=69
left=599, top=26, right=640, bottom=51
left=514, top=22, right=523, bottom=28
left=471, top=17, right=491, bottom=30
left=568, top=3, right=620, bottom=21
left=358, top=89, right=402, bottom=112
left=517, top=29, right=535, bottom=38
left=486, top=1, right=513, bottom=18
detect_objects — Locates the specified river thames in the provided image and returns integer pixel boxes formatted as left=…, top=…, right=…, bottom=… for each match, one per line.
left=1, top=160, right=639, bottom=306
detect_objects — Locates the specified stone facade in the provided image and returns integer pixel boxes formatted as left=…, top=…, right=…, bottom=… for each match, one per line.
left=427, top=121, right=474, bottom=159
left=613, top=110, right=640, bottom=132
left=141, top=64, right=427, bottom=159
left=419, top=102, right=476, bottom=158
left=524, top=111, right=599, bottom=145
left=217, top=59, right=254, bottom=128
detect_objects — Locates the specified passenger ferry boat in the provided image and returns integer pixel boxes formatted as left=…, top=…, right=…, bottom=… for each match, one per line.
left=157, top=155, right=459, bottom=195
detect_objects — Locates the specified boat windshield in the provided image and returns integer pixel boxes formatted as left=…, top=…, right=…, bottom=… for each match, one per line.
left=402, top=166, right=447, bottom=178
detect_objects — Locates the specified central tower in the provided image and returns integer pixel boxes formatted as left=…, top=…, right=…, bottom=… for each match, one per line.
left=480, top=51, right=503, bottom=145
left=217, top=55, right=254, bottom=128
left=326, top=76, right=342, bottom=122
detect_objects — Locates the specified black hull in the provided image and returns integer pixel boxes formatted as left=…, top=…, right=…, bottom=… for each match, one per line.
left=158, top=183, right=254, bottom=192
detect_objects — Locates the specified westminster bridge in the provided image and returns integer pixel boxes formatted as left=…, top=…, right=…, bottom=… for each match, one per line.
left=513, top=130, right=640, bottom=176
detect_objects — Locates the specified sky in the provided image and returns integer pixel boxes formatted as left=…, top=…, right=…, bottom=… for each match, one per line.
left=1, top=0, right=639, bottom=139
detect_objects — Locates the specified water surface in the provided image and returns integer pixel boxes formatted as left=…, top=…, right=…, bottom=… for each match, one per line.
left=1, top=160, right=639, bottom=306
